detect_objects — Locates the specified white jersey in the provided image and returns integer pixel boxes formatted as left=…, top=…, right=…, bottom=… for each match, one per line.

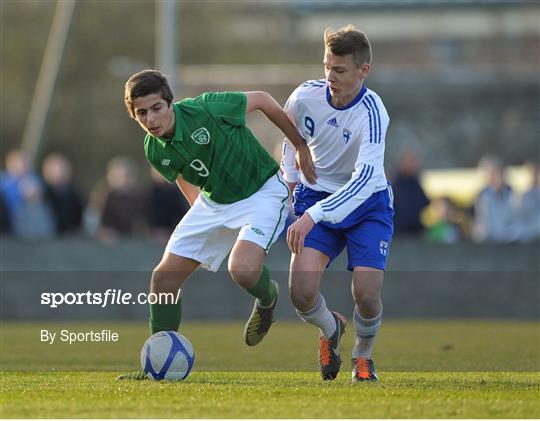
left=281, top=79, right=389, bottom=225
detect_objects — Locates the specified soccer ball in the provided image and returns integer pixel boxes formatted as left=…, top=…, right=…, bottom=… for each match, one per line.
left=140, top=331, right=195, bottom=381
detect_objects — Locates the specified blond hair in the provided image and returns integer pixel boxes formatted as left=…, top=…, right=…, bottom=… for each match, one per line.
left=324, top=25, right=371, bottom=67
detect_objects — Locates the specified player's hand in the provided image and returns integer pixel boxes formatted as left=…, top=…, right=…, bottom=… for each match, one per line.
left=287, top=213, right=315, bottom=255
left=295, top=143, right=317, bottom=185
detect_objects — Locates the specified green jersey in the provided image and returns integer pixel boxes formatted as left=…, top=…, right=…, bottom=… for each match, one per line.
left=144, top=92, right=279, bottom=204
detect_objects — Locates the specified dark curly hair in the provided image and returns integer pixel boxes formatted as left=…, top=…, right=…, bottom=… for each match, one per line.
left=124, top=69, right=174, bottom=118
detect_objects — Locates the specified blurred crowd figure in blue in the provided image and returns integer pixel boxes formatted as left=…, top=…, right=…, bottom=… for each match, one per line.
left=144, top=167, right=190, bottom=244
left=390, top=151, right=430, bottom=237
left=513, top=161, right=540, bottom=242
left=12, top=176, right=56, bottom=239
left=471, top=155, right=539, bottom=243
left=0, top=149, right=41, bottom=227
left=472, top=156, right=516, bottom=242
left=41, top=153, right=83, bottom=235
left=0, top=149, right=56, bottom=238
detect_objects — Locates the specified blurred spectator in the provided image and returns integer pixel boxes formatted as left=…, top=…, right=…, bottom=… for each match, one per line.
left=144, top=167, right=190, bottom=243
left=83, top=179, right=107, bottom=237
left=88, top=156, right=144, bottom=243
left=514, top=161, right=540, bottom=242
left=425, top=196, right=461, bottom=244
left=0, top=149, right=40, bottom=222
left=473, top=156, right=517, bottom=243
left=41, top=153, right=83, bottom=235
left=12, top=177, right=55, bottom=239
left=391, top=151, right=430, bottom=236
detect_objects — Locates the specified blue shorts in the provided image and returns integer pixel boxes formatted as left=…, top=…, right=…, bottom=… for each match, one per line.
left=293, top=183, right=394, bottom=271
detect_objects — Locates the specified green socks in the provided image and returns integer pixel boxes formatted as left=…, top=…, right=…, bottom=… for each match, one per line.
left=149, top=299, right=182, bottom=335
left=246, top=265, right=276, bottom=307
left=148, top=267, right=275, bottom=333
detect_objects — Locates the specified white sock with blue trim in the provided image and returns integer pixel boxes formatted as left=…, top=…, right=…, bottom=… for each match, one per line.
left=352, top=305, right=382, bottom=359
left=296, top=293, right=336, bottom=338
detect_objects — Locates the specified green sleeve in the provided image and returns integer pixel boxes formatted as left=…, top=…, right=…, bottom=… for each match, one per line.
left=200, top=92, right=247, bottom=127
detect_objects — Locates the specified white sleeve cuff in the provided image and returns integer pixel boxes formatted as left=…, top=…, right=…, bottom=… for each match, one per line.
left=306, top=203, right=324, bottom=224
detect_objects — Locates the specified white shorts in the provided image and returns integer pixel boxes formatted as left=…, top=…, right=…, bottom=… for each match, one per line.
left=166, top=172, right=290, bottom=272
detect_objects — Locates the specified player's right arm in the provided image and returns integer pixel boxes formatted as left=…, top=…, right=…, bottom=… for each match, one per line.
left=175, top=175, right=200, bottom=207
left=245, top=91, right=316, bottom=184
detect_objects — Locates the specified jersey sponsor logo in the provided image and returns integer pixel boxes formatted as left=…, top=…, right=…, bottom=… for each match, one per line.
left=161, top=159, right=171, bottom=166
left=379, top=240, right=389, bottom=256
left=191, top=127, right=210, bottom=145
left=343, top=129, right=351, bottom=144
left=327, top=117, right=339, bottom=127
left=250, top=227, right=265, bottom=236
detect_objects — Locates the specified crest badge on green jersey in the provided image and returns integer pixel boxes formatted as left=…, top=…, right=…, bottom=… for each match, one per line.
left=191, top=127, right=210, bottom=145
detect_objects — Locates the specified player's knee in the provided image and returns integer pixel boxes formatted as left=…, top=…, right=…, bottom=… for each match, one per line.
left=151, top=266, right=168, bottom=286
left=228, top=260, right=262, bottom=288
left=290, top=286, right=317, bottom=312
left=353, top=290, right=381, bottom=314
left=151, top=265, right=180, bottom=293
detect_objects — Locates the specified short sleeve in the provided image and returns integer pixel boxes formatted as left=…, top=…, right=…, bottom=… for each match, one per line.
left=200, top=92, right=247, bottom=127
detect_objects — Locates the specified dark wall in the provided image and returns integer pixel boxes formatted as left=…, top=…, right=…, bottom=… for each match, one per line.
left=2, top=238, right=538, bottom=319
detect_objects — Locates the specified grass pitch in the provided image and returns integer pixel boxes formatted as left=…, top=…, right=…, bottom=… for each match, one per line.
left=2, top=371, right=538, bottom=418
left=1, top=320, right=539, bottom=418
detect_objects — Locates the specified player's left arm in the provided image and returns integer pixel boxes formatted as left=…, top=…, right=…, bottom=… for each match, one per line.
left=307, top=145, right=384, bottom=224
left=175, top=175, right=200, bottom=207
left=245, top=91, right=316, bottom=184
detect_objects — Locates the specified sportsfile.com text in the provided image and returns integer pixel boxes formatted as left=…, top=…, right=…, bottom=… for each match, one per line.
left=40, top=289, right=181, bottom=308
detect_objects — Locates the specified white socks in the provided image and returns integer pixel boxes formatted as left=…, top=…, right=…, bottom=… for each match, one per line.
left=296, top=293, right=336, bottom=338
left=352, top=305, right=382, bottom=359
left=296, top=295, right=383, bottom=358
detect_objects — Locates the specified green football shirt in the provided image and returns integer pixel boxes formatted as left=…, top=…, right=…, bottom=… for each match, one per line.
left=144, top=92, right=279, bottom=204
